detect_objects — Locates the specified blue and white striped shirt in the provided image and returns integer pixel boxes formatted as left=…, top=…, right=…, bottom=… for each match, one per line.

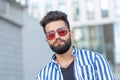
left=36, top=47, right=114, bottom=80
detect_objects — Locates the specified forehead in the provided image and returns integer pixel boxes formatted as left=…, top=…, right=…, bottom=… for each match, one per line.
left=45, top=20, right=67, bottom=32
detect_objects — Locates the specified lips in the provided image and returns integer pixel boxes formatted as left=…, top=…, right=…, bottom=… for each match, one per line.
left=54, top=39, right=64, bottom=46
left=56, top=40, right=62, bottom=44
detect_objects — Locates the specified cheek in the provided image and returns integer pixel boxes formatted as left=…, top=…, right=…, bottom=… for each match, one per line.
left=64, top=33, right=71, bottom=40
left=46, top=39, right=55, bottom=46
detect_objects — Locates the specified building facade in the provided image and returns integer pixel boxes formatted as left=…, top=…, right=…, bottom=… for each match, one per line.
left=1, top=0, right=52, bottom=80
left=0, top=0, right=24, bottom=80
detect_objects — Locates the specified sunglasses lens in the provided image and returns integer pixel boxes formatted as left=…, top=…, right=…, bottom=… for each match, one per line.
left=46, top=31, right=55, bottom=40
left=57, top=29, right=67, bottom=36
left=46, top=28, right=68, bottom=40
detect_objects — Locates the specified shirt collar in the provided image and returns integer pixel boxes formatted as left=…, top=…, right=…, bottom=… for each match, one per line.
left=51, top=46, right=77, bottom=63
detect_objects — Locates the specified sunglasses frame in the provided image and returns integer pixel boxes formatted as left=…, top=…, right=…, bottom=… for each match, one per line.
left=46, top=27, right=70, bottom=40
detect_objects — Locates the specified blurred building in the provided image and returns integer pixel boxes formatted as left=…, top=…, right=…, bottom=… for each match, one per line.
left=27, top=0, right=120, bottom=78
left=0, top=0, right=51, bottom=80
left=0, top=0, right=24, bottom=80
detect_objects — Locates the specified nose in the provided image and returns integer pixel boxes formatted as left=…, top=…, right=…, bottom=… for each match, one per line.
left=55, top=31, right=60, bottom=39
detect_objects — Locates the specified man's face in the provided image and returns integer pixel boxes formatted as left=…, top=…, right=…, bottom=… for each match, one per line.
left=45, top=20, right=73, bottom=54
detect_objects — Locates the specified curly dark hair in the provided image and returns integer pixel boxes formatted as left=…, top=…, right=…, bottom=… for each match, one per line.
left=40, top=11, right=70, bottom=33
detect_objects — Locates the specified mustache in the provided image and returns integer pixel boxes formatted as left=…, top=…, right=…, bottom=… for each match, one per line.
left=53, top=38, right=65, bottom=44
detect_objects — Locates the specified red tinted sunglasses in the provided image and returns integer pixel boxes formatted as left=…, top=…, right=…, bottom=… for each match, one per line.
left=46, top=27, right=70, bottom=40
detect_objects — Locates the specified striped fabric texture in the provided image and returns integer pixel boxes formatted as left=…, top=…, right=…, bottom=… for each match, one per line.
left=36, top=47, right=114, bottom=80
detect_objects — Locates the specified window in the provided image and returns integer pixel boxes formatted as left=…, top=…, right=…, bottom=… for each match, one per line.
left=86, top=0, right=95, bottom=19
left=72, top=0, right=80, bottom=21
left=58, top=0, right=66, bottom=12
left=115, top=0, right=120, bottom=17
left=73, top=26, right=104, bottom=52
left=45, top=0, right=52, bottom=13
left=100, top=0, right=109, bottom=17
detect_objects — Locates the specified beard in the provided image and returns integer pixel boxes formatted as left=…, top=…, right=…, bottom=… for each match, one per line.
left=49, top=37, right=71, bottom=54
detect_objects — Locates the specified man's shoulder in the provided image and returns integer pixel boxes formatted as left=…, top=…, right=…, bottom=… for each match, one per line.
left=73, top=47, right=101, bottom=61
left=39, top=60, right=58, bottom=75
left=40, top=61, right=53, bottom=71
left=74, top=47, right=97, bottom=55
left=36, top=61, right=53, bottom=80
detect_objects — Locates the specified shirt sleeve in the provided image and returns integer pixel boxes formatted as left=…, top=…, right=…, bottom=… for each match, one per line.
left=36, top=72, right=40, bottom=80
left=94, top=53, right=114, bottom=80
left=36, top=70, right=42, bottom=80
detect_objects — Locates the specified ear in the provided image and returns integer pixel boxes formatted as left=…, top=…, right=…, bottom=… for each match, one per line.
left=70, top=31, right=74, bottom=39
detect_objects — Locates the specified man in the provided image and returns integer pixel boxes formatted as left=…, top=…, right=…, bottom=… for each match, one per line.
left=36, top=11, right=114, bottom=80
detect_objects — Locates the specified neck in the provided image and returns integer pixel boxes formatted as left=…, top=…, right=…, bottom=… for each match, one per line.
left=55, top=46, right=74, bottom=68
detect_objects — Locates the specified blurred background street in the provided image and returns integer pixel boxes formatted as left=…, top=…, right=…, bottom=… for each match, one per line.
left=0, top=0, right=120, bottom=80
